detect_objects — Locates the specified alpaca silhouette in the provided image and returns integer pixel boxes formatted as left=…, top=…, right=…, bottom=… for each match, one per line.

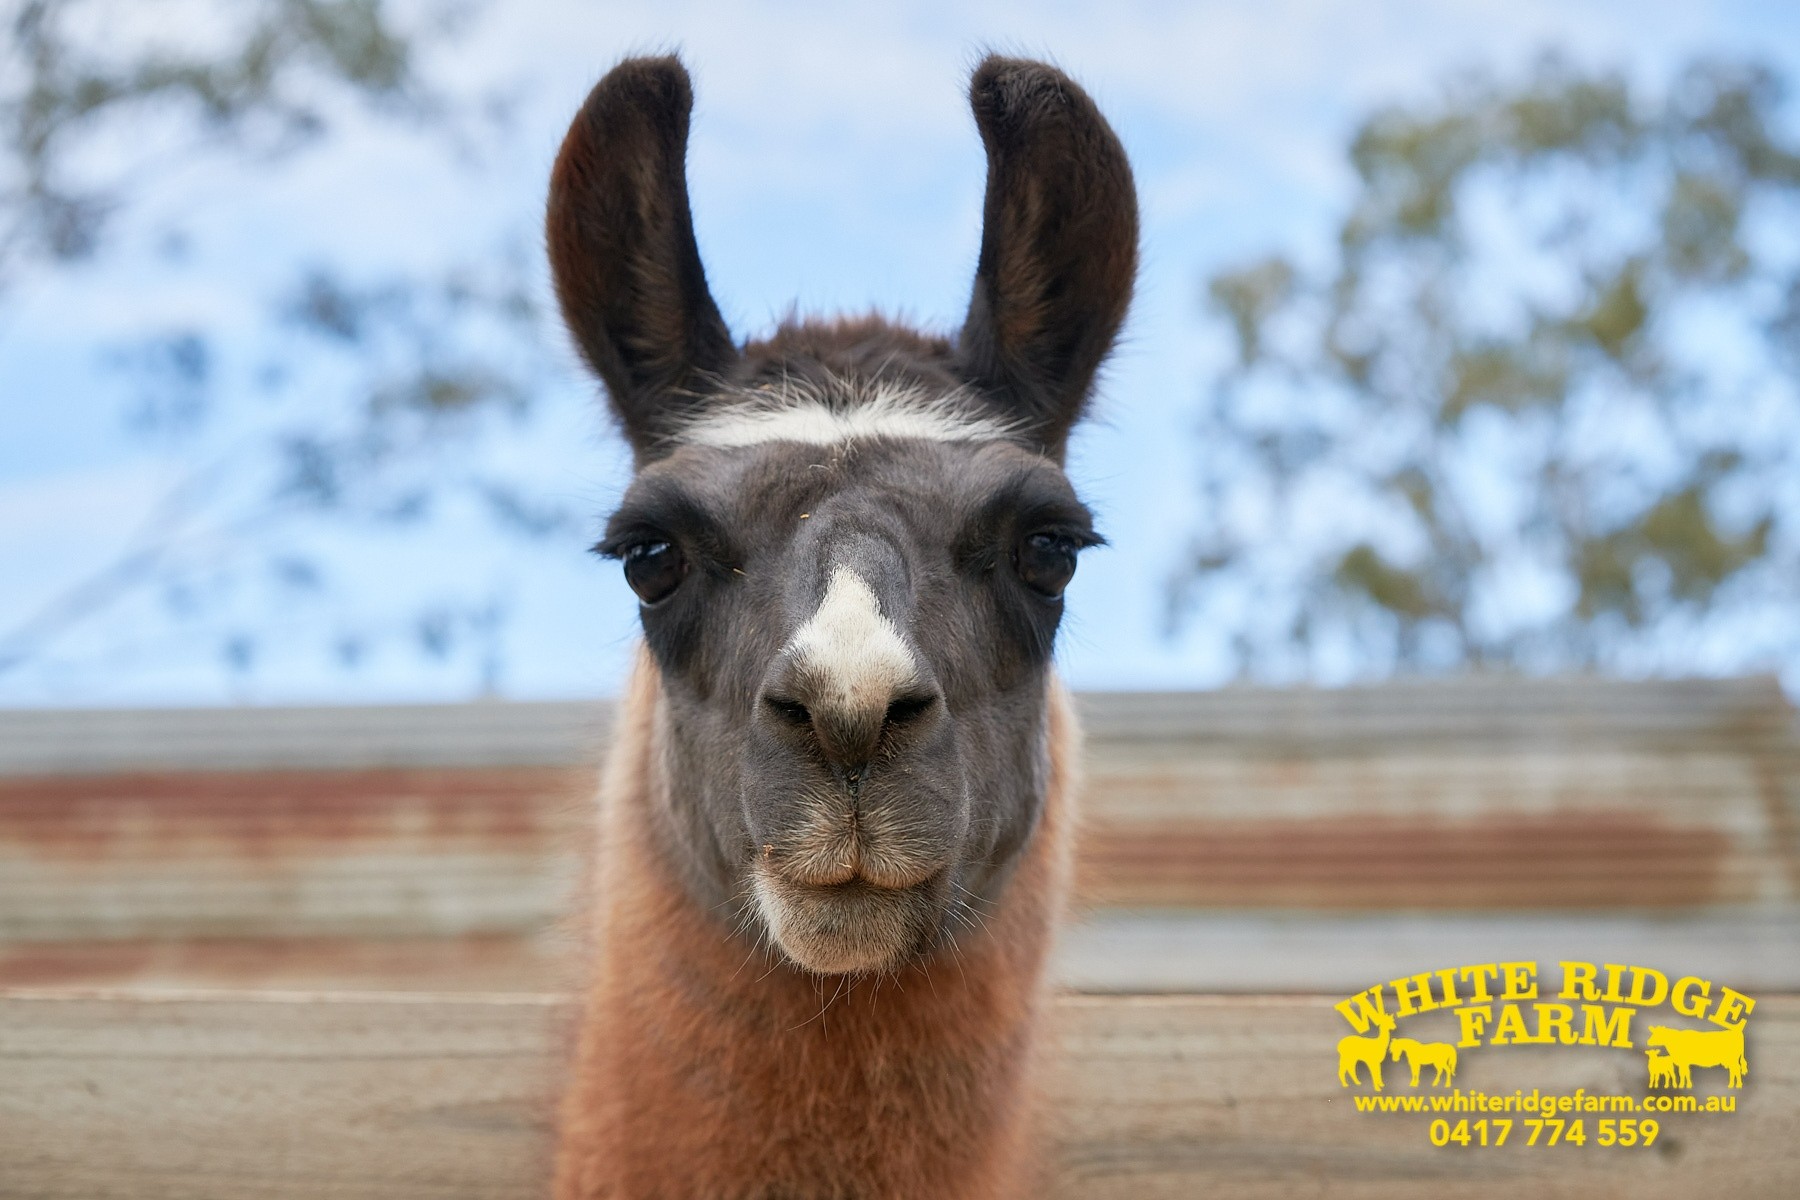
left=1338, top=1013, right=1397, bottom=1090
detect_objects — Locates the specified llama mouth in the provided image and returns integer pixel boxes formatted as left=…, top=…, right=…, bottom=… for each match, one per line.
left=749, top=866, right=943, bottom=976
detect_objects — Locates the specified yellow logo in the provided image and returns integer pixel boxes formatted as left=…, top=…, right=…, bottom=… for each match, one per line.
left=1336, top=959, right=1753, bottom=1089
left=1335, top=961, right=1751, bottom=1146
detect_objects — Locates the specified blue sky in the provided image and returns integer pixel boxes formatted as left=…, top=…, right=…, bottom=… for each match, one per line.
left=1, top=0, right=1796, bottom=706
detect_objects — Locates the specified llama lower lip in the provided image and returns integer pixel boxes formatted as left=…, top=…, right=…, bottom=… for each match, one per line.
left=750, top=870, right=941, bottom=975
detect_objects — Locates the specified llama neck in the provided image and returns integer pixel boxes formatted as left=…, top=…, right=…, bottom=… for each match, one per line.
left=554, top=648, right=1078, bottom=1200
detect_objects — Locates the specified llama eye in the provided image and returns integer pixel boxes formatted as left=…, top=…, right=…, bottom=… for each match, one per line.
left=623, top=540, right=687, bottom=605
left=1014, top=532, right=1079, bottom=598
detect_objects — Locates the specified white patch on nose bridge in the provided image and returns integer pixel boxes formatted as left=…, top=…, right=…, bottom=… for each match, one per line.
left=785, top=568, right=916, bottom=708
left=677, top=377, right=1017, bottom=448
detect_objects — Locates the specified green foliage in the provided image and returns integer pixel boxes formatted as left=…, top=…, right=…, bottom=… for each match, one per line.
left=1176, top=58, right=1800, bottom=677
left=0, top=2, right=570, bottom=689
left=2, top=0, right=431, bottom=273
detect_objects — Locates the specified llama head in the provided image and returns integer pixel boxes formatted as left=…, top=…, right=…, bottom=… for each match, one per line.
left=549, top=54, right=1136, bottom=975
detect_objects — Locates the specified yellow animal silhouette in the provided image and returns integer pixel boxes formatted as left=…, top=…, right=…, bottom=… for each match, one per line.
left=1646, top=1050, right=1678, bottom=1089
left=1389, top=1037, right=1458, bottom=1087
left=1337, top=1012, right=1397, bottom=1090
left=1647, top=1024, right=1747, bottom=1088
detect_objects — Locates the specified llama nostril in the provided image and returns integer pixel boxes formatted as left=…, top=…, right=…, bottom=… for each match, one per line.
left=884, top=692, right=938, bottom=727
left=762, top=680, right=941, bottom=776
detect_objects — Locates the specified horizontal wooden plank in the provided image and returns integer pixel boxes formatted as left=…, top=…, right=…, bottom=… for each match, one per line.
left=0, top=702, right=617, bottom=776
left=5, top=826, right=1791, bottom=944
left=0, top=989, right=564, bottom=1200
left=0, top=989, right=1793, bottom=1198
left=0, top=934, right=580, bottom=993
left=1045, top=993, right=1798, bottom=1199
left=1053, top=910, right=1800, bottom=994
left=4, top=763, right=1793, bottom=941
left=1078, top=808, right=1787, bottom=908
left=1078, top=676, right=1797, bottom=750
left=3, top=677, right=1791, bottom=777
left=0, top=768, right=590, bottom=941
left=8, top=910, right=1800, bottom=995
left=2, top=680, right=1795, bottom=943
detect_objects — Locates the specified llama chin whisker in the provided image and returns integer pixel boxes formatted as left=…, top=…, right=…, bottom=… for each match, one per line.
left=788, top=970, right=855, bottom=1033
left=951, top=877, right=997, bottom=907
left=947, top=934, right=974, bottom=994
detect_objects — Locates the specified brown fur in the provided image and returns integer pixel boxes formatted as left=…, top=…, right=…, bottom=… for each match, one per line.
left=546, top=56, right=736, bottom=456
left=553, top=648, right=1079, bottom=1200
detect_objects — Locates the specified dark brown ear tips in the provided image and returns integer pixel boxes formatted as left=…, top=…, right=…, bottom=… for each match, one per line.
left=546, top=55, right=737, bottom=458
left=969, top=57, right=1077, bottom=142
left=959, top=56, right=1138, bottom=461
left=544, top=55, right=1136, bottom=463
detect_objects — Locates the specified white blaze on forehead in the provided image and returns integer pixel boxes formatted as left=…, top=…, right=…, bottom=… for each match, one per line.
left=785, top=568, right=917, bottom=708
left=678, top=378, right=1017, bottom=449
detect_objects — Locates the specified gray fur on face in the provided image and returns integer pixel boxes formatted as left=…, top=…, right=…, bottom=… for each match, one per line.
left=601, top=426, right=1096, bottom=973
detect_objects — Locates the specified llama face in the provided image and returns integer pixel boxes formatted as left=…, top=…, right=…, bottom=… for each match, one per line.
left=601, top=417, right=1096, bottom=972
left=549, top=56, right=1136, bottom=974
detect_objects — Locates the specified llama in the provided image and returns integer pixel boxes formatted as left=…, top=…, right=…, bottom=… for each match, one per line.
left=1337, top=1012, right=1397, bottom=1090
left=545, top=55, right=1137, bottom=1199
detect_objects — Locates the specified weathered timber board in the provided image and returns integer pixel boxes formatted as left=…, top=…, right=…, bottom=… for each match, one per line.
left=9, top=910, right=1800, bottom=994
left=1077, top=752, right=1796, bottom=908
left=3, top=745, right=1796, bottom=939
left=3, top=679, right=1796, bottom=942
left=0, top=767, right=594, bottom=942
left=0, top=934, right=579, bottom=992
left=5, top=679, right=1791, bottom=775
left=0, top=990, right=1793, bottom=1199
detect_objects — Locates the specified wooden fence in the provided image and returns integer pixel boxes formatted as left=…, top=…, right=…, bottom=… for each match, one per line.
left=2, top=678, right=1797, bottom=1195
left=2, top=989, right=1794, bottom=1199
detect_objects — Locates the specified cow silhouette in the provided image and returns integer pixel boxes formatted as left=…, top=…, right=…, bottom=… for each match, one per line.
left=1646, top=1050, right=1678, bottom=1089
left=1390, top=1037, right=1458, bottom=1086
left=1646, top=1024, right=1747, bottom=1088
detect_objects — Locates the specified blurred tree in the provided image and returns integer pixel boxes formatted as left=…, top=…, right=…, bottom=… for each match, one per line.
left=2, top=0, right=426, bottom=283
left=1173, top=57, right=1800, bottom=680
left=0, top=1, right=575, bottom=691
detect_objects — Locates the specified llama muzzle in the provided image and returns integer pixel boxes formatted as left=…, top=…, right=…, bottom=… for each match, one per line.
left=749, top=860, right=950, bottom=976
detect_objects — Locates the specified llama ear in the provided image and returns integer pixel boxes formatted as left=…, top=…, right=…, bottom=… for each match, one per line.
left=957, top=57, right=1138, bottom=460
left=547, top=56, right=737, bottom=456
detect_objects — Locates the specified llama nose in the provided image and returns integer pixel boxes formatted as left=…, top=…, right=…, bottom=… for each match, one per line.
left=763, top=681, right=944, bottom=778
left=766, top=564, right=941, bottom=776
